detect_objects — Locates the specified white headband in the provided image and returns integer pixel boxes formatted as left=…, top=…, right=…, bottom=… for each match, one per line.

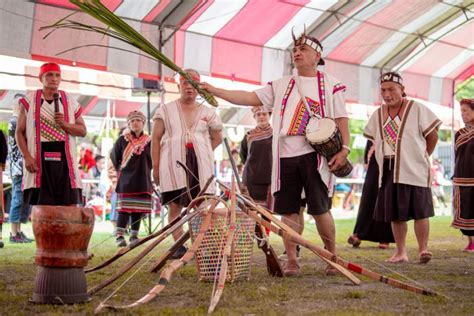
left=381, top=73, right=403, bottom=85
left=301, top=38, right=322, bottom=54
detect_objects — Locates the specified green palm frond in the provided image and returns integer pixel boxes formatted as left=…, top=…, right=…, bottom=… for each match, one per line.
left=40, top=0, right=218, bottom=107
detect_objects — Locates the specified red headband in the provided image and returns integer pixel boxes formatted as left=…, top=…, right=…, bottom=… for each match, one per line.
left=39, top=63, right=61, bottom=78
left=179, top=73, right=200, bottom=83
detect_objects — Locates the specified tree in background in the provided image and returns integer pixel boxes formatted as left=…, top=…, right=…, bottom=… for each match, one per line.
left=455, top=76, right=473, bottom=102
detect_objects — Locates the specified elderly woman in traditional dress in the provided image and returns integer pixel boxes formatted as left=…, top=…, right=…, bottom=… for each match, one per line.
left=452, top=98, right=474, bottom=252
left=348, top=140, right=394, bottom=249
left=240, top=106, right=272, bottom=207
left=111, top=111, right=152, bottom=247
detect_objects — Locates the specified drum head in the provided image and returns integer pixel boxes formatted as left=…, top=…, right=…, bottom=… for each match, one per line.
left=306, top=118, right=337, bottom=143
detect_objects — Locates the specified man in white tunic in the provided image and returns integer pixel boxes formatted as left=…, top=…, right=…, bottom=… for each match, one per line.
left=364, top=72, right=441, bottom=264
left=152, top=69, right=223, bottom=259
left=202, top=33, right=350, bottom=277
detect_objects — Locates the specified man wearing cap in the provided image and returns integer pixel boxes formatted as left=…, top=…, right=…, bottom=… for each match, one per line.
left=364, top=72, right=441, bottom=264
left=16, top=62, right=87, bottom=206
left=201, top=32, right=349, bottom=277
left=152, top=69, right=223, bottom=258
left=111, top=111, right=152, bottom=247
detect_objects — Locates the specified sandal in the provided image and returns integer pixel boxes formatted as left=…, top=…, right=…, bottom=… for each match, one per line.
left=347, top=235, right=361, bottom=248
left=419, top=251, right=432, bottom=264
left=325, top=264, right=338, bottom=276
left=283, top=262, right=300, bottom=277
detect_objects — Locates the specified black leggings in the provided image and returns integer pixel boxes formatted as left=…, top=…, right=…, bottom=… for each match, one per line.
left=117, top=212, right=145, bottom=233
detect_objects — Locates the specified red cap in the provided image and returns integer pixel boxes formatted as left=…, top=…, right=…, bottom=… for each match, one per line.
left=39, top=63, right=61, bottom=78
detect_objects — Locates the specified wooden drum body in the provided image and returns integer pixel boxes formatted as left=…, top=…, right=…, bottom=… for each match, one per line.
left=31, top=206, right=94, bottom=304
left=305, top=117, right=353, bottom=177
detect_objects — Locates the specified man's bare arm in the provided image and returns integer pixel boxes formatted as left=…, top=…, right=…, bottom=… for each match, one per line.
left=151, top=118, right=165, bottom=185
left=201, top=83, right=261, bottom=107
left=328, top=117, right=350, bottom=171
left=210, top=129, right=223, bottom=150
left=15, top=106, right=37, bottom=173
left=425, top=129, right=439, bottom=156
left=336, top=117, right=350, bottom=149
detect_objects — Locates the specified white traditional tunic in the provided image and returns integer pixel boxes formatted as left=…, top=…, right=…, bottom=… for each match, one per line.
left=364, top=100, right=442, bottom=188
left=255, top=71, right=347, bottom=195
left=153, top=101, right=222, bottom=194
left=19, top=90, right=83, bottom=191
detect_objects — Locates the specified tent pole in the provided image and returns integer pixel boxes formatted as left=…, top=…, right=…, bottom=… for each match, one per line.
left=159, top=25, right=165, bottom=107
left=451, top=80, right=455, bottom=178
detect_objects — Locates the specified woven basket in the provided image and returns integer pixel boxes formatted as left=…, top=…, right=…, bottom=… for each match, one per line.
left=190, top=208, right=255, bottom=282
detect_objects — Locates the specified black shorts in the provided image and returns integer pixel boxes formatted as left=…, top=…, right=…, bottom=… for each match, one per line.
left=274, top=152, right=331, bottom=216
left=160, top=147, right=200, bottom=207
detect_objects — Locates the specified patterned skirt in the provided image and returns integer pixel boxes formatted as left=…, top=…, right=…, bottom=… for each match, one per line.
left=451, top=178, right=474, bottom=231
left=117, top=193, right=152, bottom=214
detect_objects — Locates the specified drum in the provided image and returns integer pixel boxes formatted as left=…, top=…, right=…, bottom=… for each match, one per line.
left=332, top=158, right=353, bottom=178
left=305, top=116, right=353, bottom=177
left=31, top=206, right=94, bottom=304
left=305, top=117, right=342, bottom=157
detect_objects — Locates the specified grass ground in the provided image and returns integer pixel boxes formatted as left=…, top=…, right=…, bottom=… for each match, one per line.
left=0, top=215, right=472, bottom=315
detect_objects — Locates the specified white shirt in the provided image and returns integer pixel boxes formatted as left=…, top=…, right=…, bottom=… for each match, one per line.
left=256, top=76, right=347, bottom=157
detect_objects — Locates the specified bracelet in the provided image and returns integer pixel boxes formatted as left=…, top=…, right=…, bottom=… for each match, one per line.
left=342, top=144, right=351, bottom=153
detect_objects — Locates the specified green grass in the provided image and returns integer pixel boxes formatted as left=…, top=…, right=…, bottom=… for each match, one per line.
left=0, top=216, right=472, bottom=315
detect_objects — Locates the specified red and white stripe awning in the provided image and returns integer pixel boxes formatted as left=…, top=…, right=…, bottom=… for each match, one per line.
left=0, top=0, right=472, bottom=108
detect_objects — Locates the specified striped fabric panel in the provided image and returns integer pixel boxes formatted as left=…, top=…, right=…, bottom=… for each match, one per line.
left=455, top=127, right=474, bottom=151
left=383, top=120, right=399, bottom=152
left=287, top=97, right=321, bottom=136
left=117, top=194, right=152, bottom=213
left=40, top=116, right=66, bottom=142
left=452, top=186, right=474, bottom=229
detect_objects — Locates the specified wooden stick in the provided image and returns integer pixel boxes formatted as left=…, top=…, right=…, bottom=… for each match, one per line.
left=85, top=176, right=214, bottom=273
left=187, top=146, right=284, bottom=277
left=208, top=179, right=237, bottom=314
left=241, top=204, right=440, bottom=296
left=88, top=195, right=214, bottom=296
left=253, top=203, right=360, bottom=284
left=216, top=179, right=360, bottom=285
left=95, top=198, right=221, bottom=313
left=148, top=231, right=190, bottom=273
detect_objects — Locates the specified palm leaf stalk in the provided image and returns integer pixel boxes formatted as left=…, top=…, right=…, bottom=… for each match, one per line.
left=40, top=0, right=218, bottom=107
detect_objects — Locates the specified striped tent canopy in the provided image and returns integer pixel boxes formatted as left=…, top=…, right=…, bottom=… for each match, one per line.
left=0, top=0, right=472, bottom=111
